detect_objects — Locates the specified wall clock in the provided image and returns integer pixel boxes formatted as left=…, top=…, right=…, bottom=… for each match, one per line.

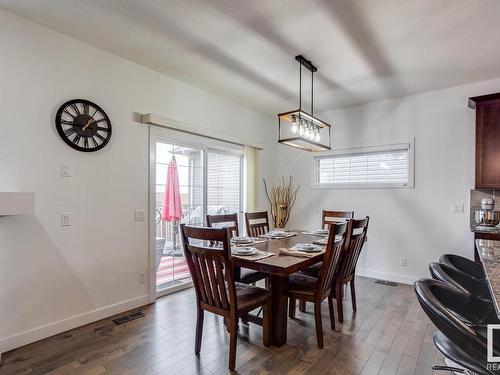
left=55, top=99, right=112, bottom=152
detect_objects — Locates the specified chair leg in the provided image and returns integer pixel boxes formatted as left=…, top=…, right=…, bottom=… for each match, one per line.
left=265, top=277, right=270, bottom=290
left=288, top=296, right=296, bottom=318
left=195, top=307, right=204, bottom=354
left=228, top=318, right=238, bottom=371
left=314, top=301, right=324, bottom=349
left=350, top=279, right=357, bottom=312
left=299, top=299, right=306, bottom=312
left=262, top=301, right=271, bottom=347
left=336, top=283, right=344, bottom=323
left=327, top=295, right=336, bottom=331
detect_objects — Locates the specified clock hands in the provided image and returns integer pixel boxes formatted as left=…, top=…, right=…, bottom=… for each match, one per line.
left=82, top=118, right=94, bottom=131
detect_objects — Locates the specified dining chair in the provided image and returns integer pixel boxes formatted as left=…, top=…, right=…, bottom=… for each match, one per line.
left=207, top=213, right=267, bottom=285
left=322, top=210, right=354, bottom=229
left=287, top=222, right=348, bottom=348
left=300, top=217, right=369, bottom=323
left=245, top=211, right=270, bottom=237
left=206, top=213, right=240, bottom=237
left=180, top=224, right=271, bottom=371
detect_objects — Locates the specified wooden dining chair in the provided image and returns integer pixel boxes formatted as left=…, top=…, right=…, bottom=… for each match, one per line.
left=206, top=213, right=239, bottom=237
left=287, top=222, right=348, bottom=348
left=180, top=224, right=271, bottom=371
left=322, top=210, right=354, bottom=229
left=299, top=217, right=370, bottom=323
left=333, top=217, right=369, bottom=323
left=207, top=213, right=267, bottom=285
left=245, top=211, right=270, bottom=237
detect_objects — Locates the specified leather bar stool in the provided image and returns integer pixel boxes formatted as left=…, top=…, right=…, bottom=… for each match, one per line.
left=414, top=279, right=500, bottom=374
left=429, top=262, right=492, bottom=302
left=439, top=254, right=485, bottom=280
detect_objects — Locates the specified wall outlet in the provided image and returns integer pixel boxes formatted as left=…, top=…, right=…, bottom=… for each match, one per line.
left=61, top=163, right=71, bottom=177
left=400, top=257, right=408, bottom=267
left=451, top=203, right=465, bottom=213
left=138, top=272, right=145, bottom=284
left=61, top=213, right=71, bottom=226
left=135, top=210, right=145, bottom=222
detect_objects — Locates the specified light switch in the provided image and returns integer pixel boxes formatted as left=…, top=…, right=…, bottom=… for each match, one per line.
left=61, top=164, right=71, bottom=177
left=135, top=210, right=145, bottom=222
left=451, top=203, right=465, bottom=213
left=61, top=213, right=71, bottom=226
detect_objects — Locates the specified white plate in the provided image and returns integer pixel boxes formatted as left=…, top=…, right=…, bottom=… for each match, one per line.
left=293, top=246, right=322, bottom=253
left=268, top=230, right=287, bottom=236
left=294, top=243, right=316, bottom=250
left=231, top=236, right=252, bottom=243
left=313, top=229, right=329, bottom=235
left=232, top=247, right=258, bottom=256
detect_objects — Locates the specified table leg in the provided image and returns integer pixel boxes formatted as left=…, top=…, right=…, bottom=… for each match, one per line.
left=270, top=274, right=288, bottom=346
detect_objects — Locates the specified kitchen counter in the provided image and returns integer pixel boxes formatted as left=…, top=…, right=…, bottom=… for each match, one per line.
left=471, top=225, right=500, bottom=234
left=475, top=239, right=500, bottom=318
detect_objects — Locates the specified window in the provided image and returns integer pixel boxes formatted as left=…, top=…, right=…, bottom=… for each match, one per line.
left=207, top=150, right=242, bottom=216
left=313, top=143, right=413, bottom=188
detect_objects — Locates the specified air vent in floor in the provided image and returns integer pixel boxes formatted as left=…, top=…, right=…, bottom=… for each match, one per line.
left=112, top=311, right=145, bottom=325
left=375, top=279, right=398, bottom=287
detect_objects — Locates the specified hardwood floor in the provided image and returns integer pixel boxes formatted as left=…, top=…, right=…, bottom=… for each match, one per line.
left=0, top=277, right=445, bottom=375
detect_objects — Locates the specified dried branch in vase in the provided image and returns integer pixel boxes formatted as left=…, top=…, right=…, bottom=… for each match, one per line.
left=263, top=176, right=300, bottom=229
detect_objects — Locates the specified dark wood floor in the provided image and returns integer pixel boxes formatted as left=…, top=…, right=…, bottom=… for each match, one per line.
left=0, top=277, right=446, bottom=375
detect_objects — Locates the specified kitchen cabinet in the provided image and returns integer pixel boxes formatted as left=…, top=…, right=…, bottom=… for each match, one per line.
left=469, top=93, right=500, bottom=189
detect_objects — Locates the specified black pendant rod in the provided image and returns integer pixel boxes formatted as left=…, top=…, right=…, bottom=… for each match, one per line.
left=311, top=69, right=314, bottom=116
left=299, top=61, right=302, bottom=111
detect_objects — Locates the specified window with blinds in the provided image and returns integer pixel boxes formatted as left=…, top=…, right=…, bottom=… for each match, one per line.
left=314, top=144, right=412, bottom=188
left=207, top=151, right=242, bottom=216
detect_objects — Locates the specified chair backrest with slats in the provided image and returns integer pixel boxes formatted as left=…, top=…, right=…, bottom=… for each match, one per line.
left=337, top=217, right=369, bottom=282
left=206, top=213, right=239, bottom=238
left=180, top=224, right=236, bottom=315
left=322, top=210, right=354, bottom=229
left=245, top=211, right=270, bottom=237
left=316, top=222, right=348, bottom=298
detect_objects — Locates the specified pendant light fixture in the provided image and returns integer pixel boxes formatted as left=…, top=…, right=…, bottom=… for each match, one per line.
left=278, top=55, right=331, bottom=151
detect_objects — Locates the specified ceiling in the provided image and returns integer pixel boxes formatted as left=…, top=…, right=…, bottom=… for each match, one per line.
left=2, top=0, right=500, bottom=115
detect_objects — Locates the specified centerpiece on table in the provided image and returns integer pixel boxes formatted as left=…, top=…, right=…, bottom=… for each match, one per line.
left=263, top=176, right=300, bottom=229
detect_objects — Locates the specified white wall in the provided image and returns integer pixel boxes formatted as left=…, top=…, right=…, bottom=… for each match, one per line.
left=0, top=10, right=275, bottom=353
left=277, top=77, right=500, bottom=284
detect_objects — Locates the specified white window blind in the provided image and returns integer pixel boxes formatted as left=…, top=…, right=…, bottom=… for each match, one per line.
left=315, top=144, right=412, bottom=188
left=207, top=151, right=242, bottom=215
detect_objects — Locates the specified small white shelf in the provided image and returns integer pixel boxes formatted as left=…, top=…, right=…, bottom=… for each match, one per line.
left=0, top=192, right=35, bottom=215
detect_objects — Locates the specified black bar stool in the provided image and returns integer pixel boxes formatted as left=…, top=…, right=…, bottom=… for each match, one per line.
left=439, top=254, right=485, bottom=280
left=414, top=279, right=500, bottom=374
left=429, top=262, right=492, bottom=302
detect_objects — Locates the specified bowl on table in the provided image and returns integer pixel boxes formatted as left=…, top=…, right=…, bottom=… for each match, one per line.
left=292, top=243, right=321, bottom=253
left=232, top=247, right=258, bottom=256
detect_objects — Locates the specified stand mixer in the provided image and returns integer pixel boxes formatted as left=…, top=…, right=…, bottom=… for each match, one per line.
left=475, top=193, right=500, bottom=228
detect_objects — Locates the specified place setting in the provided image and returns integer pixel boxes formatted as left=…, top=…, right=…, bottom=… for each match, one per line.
left=302, top=228, right=329, bottom=236
left=231, top=236, right=268, bottom=247
left=278, top=242, right=325, bottom=258
left=231, top=246, right=274, bottom=261
left=259, top=229, right=298, bottom=240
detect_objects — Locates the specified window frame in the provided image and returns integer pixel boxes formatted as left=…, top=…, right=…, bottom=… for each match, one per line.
left=311, top=140, right=415, bottom=189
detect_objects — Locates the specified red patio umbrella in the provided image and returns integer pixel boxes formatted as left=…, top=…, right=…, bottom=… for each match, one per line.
left=162, top=156, right=183, bottom=253
left=162, top=155, right=183, bottom=221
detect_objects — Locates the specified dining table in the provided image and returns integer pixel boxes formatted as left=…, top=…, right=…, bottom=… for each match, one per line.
left=232, top=231, right=326, bottom=347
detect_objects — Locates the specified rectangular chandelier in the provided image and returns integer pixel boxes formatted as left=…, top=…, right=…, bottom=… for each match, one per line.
left=278, top=55, right=332, bottom=152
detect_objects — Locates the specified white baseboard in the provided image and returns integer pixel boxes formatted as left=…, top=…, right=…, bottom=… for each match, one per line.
left=356, top=268, right=417, bottom=285
left=0, top=294, right=150, bottom=354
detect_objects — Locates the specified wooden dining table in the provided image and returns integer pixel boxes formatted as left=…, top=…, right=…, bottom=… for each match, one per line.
left=232, top=232, right=324, bottom=347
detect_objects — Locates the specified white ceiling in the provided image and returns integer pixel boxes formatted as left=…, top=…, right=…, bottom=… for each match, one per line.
left=2, top=0, right=500, bottom=115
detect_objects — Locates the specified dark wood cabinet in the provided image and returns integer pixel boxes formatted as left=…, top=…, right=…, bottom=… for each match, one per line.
left=469, top=92, right=500, bottom=189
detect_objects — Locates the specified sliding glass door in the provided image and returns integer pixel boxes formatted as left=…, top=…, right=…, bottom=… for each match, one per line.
left=151, top=128, right=243, bottom=297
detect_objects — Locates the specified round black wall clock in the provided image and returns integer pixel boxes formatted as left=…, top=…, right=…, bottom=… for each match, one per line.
left=55, top=99, right=112, bottom=152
